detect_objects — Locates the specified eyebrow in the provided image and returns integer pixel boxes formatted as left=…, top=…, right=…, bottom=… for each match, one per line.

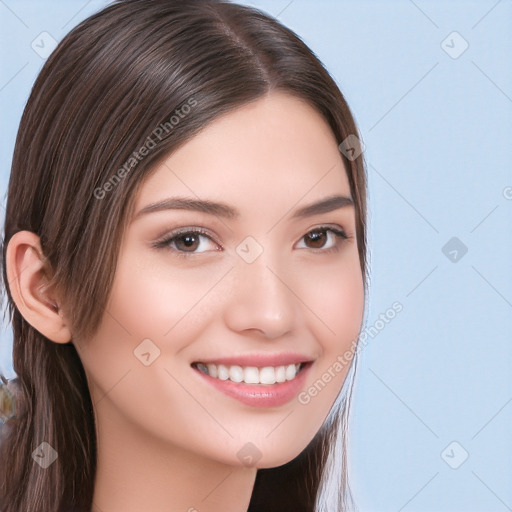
left=133, top=194, right=354, bottom=221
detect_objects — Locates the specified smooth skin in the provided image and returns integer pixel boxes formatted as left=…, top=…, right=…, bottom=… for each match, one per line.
left=7, top=91, right=364, bottom=512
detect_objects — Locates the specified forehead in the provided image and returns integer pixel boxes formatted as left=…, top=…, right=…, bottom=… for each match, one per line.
left=134, top=91, right=350, bottom=217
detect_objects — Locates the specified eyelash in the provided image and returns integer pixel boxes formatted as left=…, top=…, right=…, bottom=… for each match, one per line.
left=152, top=225, right=349, bottom=258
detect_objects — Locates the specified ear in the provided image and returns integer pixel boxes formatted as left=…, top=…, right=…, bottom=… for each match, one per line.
left=5, top=230, right=72, bottom=344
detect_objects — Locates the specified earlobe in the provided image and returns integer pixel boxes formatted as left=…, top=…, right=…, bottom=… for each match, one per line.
left=5, top=230, right=72, bottom=344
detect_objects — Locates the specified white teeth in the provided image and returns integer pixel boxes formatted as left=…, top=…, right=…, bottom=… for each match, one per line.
left=243, top=367, right=260, bottom=384
left=196, top=362, right=303, bottom=384
left=217, top=364, right=229, bottom=381
left=259, top=367, right=276, bottom=385
left=229, top=365, right=244, bottom=383
left=207, top=364, right=218, bottom=378
left=275, top=366, right=286, bottom=383
left=285, top=364, right=297, bottom=381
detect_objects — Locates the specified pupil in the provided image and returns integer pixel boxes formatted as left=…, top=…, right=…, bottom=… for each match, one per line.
left=308, top=230, right=326, bottom=248
left=180, top=234, right=198, bottom=250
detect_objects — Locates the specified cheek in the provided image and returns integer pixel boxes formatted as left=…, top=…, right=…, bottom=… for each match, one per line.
left=326, top=268, right=364, bottom=346
left=77, top=251, right=225, bottom=402
left=300, top=251, right=364, bottom=352
left=105, top=251, right=229, bottom=344
left=76, top=255, right=234, bottom=455
left=288, top=252, right=364, bottom=421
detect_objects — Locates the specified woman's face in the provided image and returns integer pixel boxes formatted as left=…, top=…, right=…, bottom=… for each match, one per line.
left=76, top=91, right=364, bottom=468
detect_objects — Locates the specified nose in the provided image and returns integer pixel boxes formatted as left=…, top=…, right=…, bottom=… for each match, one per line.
left=222, top=253, right=297, bottom=340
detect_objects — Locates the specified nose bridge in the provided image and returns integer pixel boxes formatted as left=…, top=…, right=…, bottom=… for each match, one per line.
left=241, top=249, right=287, bottom=298
left=222, top=242, right=297, bottom=338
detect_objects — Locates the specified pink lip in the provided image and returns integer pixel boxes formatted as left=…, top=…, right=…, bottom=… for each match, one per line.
left=192, top=362, right=313, bottom=408
left=192, top=352, right=314, bottom=367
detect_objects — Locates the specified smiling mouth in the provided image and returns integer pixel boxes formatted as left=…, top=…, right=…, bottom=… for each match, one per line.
left=191, top=362, right=310, bottom=385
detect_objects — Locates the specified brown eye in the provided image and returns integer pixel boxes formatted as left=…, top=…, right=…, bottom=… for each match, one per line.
left=296, top=227, right=347, bottom=252
left=153, top=229, right=220, bottom=255
left=174, top=233, right=200, bottom=252
left=304, top=229, right=328, bottom=249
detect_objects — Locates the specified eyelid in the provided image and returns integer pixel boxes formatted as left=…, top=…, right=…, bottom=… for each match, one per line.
left=301, top=224, right=348, bottom=240
left=294, top=225, right=348, bottom=251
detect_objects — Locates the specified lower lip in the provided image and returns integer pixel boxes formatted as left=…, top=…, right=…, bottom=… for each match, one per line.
left=192, top=363, right=312, bottom=407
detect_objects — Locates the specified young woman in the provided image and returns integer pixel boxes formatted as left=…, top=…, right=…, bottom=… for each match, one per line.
left=0, top=1, right=368, bottom=511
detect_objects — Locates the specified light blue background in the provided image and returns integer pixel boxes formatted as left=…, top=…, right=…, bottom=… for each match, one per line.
left=1, top=1, right=511, bottom=511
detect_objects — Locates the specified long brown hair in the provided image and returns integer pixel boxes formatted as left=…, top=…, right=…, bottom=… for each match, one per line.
left=0, top=1, right=367, bottom=510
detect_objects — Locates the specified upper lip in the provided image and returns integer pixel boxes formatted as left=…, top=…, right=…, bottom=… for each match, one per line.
left=192, top=353, right=315, bottom=367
